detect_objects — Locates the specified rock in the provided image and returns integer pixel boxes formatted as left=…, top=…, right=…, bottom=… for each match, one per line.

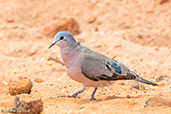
left=5, top=18, right=15, bottom=23
left=112, top=55, right=117, bottom=59
left=131, top=82, right=145, bottom=90
left=95, top=44, right=102, bottom=48
left=144, top=97, right=171, bottom=107
left=159, top=0, right=169, bottom=5
left=155, top=47, right=159, bottom=51
left=114, top=44, right=122, bottom=48
left=8, top=79, right=33, bottom=96
left=94, top=26, right=99, bottom=31
left=137, top=35, right=143, bottom=39
left=96, top=20, right=103, bottom=25
left=87, top=16, right=97, bottom=24
left=24, top=99, right=43, bottom=114
left=42, top=18, right=81, bottom=37
left=77, top=38, right=85, bottom=43
left=156, top=75, right=170, bottom=82
left=14, top=96, right=43, bottom=114
left=47, top=56, right=64, bottom=66
left=33, top=78, right=44, bottom=83
left=27, top=48, right=38, bottom=57
left=79, top=105, right=85, bottom=109
left=126, top=95, right=131, bottom=98
left=118, top=82, right=125, bottom=85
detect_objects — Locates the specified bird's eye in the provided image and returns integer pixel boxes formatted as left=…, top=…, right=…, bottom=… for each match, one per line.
left=60, top=36, right=64, bottom=40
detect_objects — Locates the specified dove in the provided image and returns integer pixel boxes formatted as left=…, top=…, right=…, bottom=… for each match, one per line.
left=49, top=31, right=158, bottom=100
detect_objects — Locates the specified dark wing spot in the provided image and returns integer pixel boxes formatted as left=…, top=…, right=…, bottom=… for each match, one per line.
left=106, top=64, right=112, bottom=71
left=97, top=73, right=118, bottom=81
left=111, top=62, right=122, bottom=74
left=98, top=72, right=136, bottom=81
left=82, top=71, right=99, bottom=81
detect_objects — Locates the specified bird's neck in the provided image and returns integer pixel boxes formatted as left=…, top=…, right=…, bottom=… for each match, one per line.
left=60, top=45, right=81, bottom=67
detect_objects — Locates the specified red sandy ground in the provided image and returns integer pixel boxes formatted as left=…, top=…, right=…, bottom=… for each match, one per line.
left=0, top=0, right=171, bottom=114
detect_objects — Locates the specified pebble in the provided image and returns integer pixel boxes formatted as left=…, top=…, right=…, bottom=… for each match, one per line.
left=156, top=75, right=170, bottom=82
left=131, top=82, right=145, bottom=90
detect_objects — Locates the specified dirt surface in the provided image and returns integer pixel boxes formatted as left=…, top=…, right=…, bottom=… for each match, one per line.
left=0, top=0, right=171, bottom=114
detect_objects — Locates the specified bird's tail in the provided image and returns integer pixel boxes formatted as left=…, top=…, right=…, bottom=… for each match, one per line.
left=128, top=71, right=158, bottom=86
left=135, top=76, right=158, bottom=86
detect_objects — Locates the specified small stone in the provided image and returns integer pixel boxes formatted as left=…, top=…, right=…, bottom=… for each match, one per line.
left=8, top=79, right=33, bottom=96
left=118, top=82, right=125, bottom=85
left=77, top=38, right=85, bottom=42
left=95, top=44, right=102, bottom=48
left=5, top=18, right=15, bottom=23
left=131, top=82, right=145, bottom=90
left=156, top=75, right=170, bottom=82
left=159, top=83, right=165, bottom=87
left=112, top=55, right=117, bottom=59
left=127, top=95, right=131, bottom=98
left=95, top=26, right=99, bottom=31
left=49, top=83, right=53, bottom=86
left=34, top=78, right=44, bottom=83
left=96, top=20, right=103, bottom=25
left=87, top=16, right=97, bottom=24
left=155, top=47, right=159, bottom=51
left=2, top=81, right=8, bottom=85
left=27, top=49, right=38, bottom=56
left=114, top=44, right=122, bottom=48
left=159, top=0, right=169, bottom=5
left=144, top=97, right=171, bottom=107
left=137, top=35, right=143, bottom=39
left=17, top=76, right=27, bottom=80
left=79, top=105, right=85, bottom=109
left=139, top=59, right=143, bottom=62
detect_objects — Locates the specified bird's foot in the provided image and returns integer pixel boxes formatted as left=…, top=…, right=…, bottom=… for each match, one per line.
left=68, top=85, right=86, bottom=98
left=68, top=94, right=79, bottom=98
left=88, top=96, right=96, bottom=101
left=88, top=87, right=97, bottom=100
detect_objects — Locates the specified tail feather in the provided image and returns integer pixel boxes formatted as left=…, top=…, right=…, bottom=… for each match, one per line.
left=135, top=76, right=158, bottom=86
left=128, top=71, right=158, bottom=86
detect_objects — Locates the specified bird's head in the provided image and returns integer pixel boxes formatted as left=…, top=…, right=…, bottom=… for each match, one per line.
left=49, top=31, right=77, bottom=49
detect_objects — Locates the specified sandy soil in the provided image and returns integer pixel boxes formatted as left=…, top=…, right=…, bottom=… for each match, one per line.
left=0, top=0, right=171, bottom=114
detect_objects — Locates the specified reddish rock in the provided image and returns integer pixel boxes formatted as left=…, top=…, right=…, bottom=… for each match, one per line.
left=8, top=79, right=33, bottom=96
left=15, top=97, right=43, bottom=114
left=159, top=0, right=169, bottom=4
left=87, top=16, right=97, bottom=24
left=42, top=18, right=81, bottom=37
left=34, top=78, right=44, bottom=83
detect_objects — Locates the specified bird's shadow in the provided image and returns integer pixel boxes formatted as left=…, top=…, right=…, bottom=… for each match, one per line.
left=56, top=94, right=140, bottom=102
left=57, top=95, right=80, bottom=99
left=104, top=95, right=140, bottom=101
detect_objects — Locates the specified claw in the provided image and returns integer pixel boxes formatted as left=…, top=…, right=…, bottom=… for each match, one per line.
left=68, top=95, right=80, bottom=98
left=88, top=96, right=96, bottom=100
left=68, top=85, right=86, bottom=98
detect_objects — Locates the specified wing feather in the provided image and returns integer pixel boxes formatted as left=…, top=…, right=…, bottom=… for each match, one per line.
left=80, top=47, right=133, bottom=81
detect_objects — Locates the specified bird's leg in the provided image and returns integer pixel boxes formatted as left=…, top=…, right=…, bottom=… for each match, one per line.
left=69, top=85, right=86, bottom=97
left=89, top=87, right=97, bottom=100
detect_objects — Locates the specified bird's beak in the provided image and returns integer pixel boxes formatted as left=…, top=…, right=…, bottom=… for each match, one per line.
left=48, top=41, right=57, bottom=49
